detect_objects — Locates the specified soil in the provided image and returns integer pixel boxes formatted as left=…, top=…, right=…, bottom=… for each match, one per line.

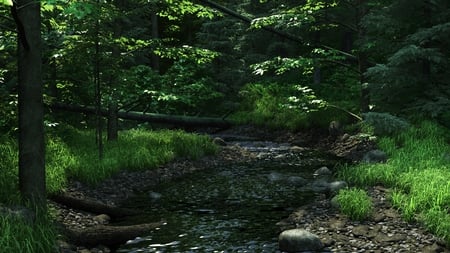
left=53, top=125, right=449, bottom=253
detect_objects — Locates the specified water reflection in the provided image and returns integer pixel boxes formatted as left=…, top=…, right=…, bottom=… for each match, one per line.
left=117, top=143, right=334, bottom=252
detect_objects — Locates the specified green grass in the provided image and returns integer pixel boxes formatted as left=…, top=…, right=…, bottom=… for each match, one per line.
left=337, top=121, right=450, bottom=244
left=0, top=211, right=57, bottom=253
left=336, top=188, right=373, bottom=221
left=51, top=126, right=218, bottom=186
left=0, top=125, right=219, bottom=253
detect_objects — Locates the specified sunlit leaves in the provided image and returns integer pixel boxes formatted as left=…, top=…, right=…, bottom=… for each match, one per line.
left=159, top=0, right=216, bottom=20
left=250, top=0, right=337, bottom=30
left=0, top=0, right=12, bottom=6
left=282, top=85, right=326, bottom=112
left=251, top=57, right=313, bottom=76
left=154, top=45, right=220, bottom=64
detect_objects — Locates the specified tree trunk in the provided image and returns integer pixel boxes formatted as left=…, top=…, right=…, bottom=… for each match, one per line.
left=107, top=102, right=119, bottom=141
left=64, top=221, right=164, bottom=248
left=50, top=103, right=233, bottom=128
left=13, top=0, right=46, bottom=206
left=151, top=12, right=160, bottom=72
left=49, top=193, right=141, bottom=218
left=357, top=0, right=370, bottom=113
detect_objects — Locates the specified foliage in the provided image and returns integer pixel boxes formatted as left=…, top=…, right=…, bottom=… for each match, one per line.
left=232, top=82, right=328, bottom=130
left=363, top=1, right=450, bottom=117
left=48, top=125, right=218, bottom=186
left=336, top=188, right=373, bottom=221
left=0, top=213, right=56, bottom=253
left=338, top=121, right=450, bottom=244
left=0, top=137, right=19, bottom=203
left=362, top=112, right=410, bottom=136
left=119, top=62, right=224, bottom=115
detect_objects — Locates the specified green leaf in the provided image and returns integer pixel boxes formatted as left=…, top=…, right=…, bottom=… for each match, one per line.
left=1, top=0, right=13, bottom=6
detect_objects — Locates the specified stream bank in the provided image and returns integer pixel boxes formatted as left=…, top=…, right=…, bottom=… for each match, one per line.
left=54, top=126, right=449, bottom=253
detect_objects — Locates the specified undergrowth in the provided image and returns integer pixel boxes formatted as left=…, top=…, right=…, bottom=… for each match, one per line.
left=0, top=126, right=218, bottom=253
left=0, top=211, right=56, bottom=253
left=337, top=121, right=450, bottom=245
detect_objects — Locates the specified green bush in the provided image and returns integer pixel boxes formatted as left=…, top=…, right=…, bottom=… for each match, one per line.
left=337, top=188, right=373, bottom=221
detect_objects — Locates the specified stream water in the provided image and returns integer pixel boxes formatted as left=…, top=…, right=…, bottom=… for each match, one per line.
left=116, top=141, right=338, bottom=253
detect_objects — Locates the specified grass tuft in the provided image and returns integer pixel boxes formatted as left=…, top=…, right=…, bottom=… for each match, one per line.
left=337, top=188, right=373, bottom=221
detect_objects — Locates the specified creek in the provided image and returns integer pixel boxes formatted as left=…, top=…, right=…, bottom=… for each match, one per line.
left=116, top=141, right=339, bottom=253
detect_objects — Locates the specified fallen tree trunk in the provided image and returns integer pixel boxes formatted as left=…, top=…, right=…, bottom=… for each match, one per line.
left=65, top=221, right=165, bottom=247
left=49, top=193, right=141, bottom=218
left=49, top=103, right=233, bottom=128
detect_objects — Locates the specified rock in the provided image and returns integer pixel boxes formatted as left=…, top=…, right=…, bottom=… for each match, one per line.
left=328, top=181, right=348, bottom=194
left=148, top=191, right=162, bottom=201
left=212, top=137, right=227, bottom=146
left=314, top=166, right=332, bottom=177
left=93, top=214, right=110, bottom=225
left=321, top=236, right=336, bottom=247
left=374, top=233, right=407, bottom=243
left=341, top=133, right=351, bottom=141
left=362, top=149, right=388, bottom=163
left=330, top=196, right=340, bottom=209
left=286, top=176, right=307, bottom=186
left=279, top=229, right=324, bottom=252
left=352, top=225, right=369, bottom=237
left=328, top=218, right=346, bottom=231
left=423, top=242, right=444, bottom=253
left=310, top=179, right=330, bottom=193
left=268, top=172, right=285, bottom=182
left=290, top=146, right=305, bottom=152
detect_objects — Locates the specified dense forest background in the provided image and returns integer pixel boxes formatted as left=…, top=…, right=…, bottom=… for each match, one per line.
left=1, top=1, right=450, bottom=252
left=1, top=0, right=449, bottom=134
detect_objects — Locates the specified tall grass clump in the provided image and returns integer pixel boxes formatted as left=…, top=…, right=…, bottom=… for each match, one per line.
left=0, top=212, right=56, bottom=253
left=336, top=188, right=373, bottom=221
left=54, top=126, right=218, bottom=185
left=0, top=137, right=19, bottom=203
left=337, top=120, right=450, bottom=245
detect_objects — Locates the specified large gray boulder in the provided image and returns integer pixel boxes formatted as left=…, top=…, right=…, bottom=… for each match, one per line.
left=279, top=229, right=324, bottom=252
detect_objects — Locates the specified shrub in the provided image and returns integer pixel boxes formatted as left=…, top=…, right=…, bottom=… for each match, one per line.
left=337, top=188, right=373, bottom=221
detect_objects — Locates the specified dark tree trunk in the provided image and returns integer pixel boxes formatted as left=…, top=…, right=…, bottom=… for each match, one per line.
left=107, top=4, right=122, bottom=141
left=49, top=193, right=141, bottom=218
left=13, top=0, right=46, bottom=206
left=107, top=102, right=119, bottom=141
left=50, top=103, right=233, bottom=128
left=64, top=222, right=164, bottom=248
left=151, top=12, right=160, bottom=72
left=357, top=0, right=370, bottom=113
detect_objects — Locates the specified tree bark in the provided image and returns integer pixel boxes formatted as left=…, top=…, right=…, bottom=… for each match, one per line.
left=150, top=12, right=160, bottom=72
left=64, top=221, right=164, bottom=248
left=107, top=102, right=119, bottom=140
left=14, top=0, right=46, bottom=206
left=49, top=193, right=141, bottom=218
left=50, top=103, right=233, bottom=128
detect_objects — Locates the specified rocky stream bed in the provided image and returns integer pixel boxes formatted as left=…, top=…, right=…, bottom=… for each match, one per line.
left=53, top=126, right=449, bottom=253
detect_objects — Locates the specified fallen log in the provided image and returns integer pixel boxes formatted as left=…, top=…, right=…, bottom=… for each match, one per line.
left=49, top=103, right=233, bottom=128
left=64, top=221, right=165, bottom=247
left=49, top=193, right=141, bottom=218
